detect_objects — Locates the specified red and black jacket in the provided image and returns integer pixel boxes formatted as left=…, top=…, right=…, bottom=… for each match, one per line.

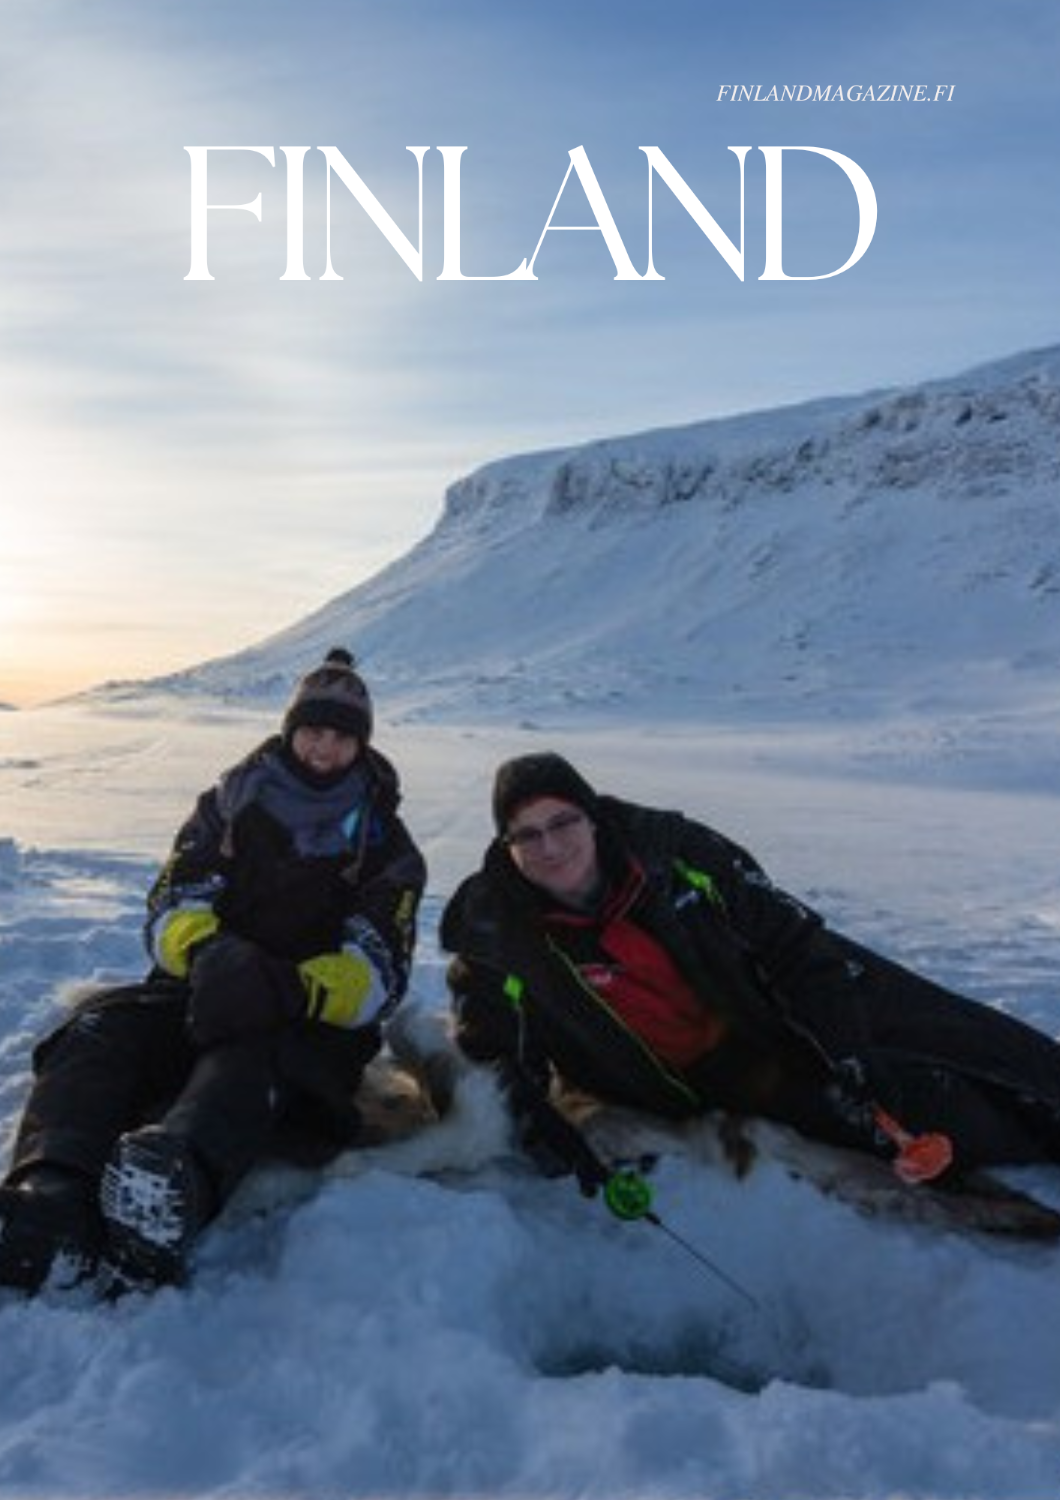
left=441, top=797, right=830, bottom=1122
left=442, top=795, right=1060, bottom=1173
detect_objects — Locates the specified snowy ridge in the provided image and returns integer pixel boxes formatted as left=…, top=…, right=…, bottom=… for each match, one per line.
left=99, top=344, right=1060, bottom=735
left=446, top=346, right=1060, bottom=529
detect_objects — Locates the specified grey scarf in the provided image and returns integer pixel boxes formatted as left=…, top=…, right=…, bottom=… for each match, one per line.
left=218, top=747, right=371, bottom=858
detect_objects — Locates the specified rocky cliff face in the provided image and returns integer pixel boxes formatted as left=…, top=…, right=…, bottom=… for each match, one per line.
left=441, top=348, right=1060, bottom=529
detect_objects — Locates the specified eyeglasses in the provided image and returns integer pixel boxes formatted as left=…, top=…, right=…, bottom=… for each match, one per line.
left=505, top=809, right=589, bottom=852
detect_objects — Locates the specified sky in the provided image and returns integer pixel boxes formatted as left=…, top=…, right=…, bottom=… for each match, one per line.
left=1, top=0, right=1058, bottom=706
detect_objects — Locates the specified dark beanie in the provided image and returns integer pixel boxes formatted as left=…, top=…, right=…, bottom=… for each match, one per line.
left=491, top=752, right=600, bottom=832
left=282, top=647, right=373, bottom=744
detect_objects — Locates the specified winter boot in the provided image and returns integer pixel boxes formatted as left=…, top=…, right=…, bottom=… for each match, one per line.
left=0, top=1165, right=104, bottom=1294
left=100, top=1127, right=214, bottom=1287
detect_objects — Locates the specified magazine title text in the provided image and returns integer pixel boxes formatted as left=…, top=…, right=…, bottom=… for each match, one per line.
left=184, top=144, right=877, bottom=285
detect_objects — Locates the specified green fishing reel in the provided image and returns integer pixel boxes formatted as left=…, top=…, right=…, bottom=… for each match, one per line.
left=603, top=1169, right=654, bottom=1221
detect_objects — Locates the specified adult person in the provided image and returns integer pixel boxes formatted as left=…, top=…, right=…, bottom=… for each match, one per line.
left=442, top=752, right=1060, bottom=1195
left=0, top=648, right=426, bottom=1294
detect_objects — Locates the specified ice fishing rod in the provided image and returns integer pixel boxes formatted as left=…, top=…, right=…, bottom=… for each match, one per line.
left=600, top=1168, right=761, bottom=1312
left=515, top=1079, right=761, bottom=1309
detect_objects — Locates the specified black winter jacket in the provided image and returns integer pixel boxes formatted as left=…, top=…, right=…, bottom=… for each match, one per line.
left=147, top=737, right=426, bottom=1023
left=442, top=797, right=1060, bottom=1172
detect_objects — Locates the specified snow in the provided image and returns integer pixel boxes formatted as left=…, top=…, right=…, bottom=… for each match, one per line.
left=3, top=711, right=1060, bottom=1499
left=3, top=344, right=1060, bottom=1497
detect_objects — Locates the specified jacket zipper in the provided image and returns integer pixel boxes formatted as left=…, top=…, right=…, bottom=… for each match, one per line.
left=545, top=936, right=701, bottom=1110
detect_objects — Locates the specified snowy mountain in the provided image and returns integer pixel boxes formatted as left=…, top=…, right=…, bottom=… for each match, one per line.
left=117, top=344, right=1060, bottom=729
left=6, top=349, right=1060, bottom=1500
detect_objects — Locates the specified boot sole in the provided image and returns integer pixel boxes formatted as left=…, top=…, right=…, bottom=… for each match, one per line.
left=100, top=1135, right=201, bottom=1285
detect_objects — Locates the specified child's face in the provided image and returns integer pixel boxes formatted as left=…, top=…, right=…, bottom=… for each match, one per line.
left=291, top=725, right=361, bottom=777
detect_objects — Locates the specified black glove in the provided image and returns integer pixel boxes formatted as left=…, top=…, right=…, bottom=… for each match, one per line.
left=521, top=1096, right=611, bottom=1197
left=188, top=931, right=305, bottom=1048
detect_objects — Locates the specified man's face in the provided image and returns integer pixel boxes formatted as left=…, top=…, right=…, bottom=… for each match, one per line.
left=505, top=796, right=599, bottom=904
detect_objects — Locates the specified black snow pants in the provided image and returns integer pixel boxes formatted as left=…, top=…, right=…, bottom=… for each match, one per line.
left=761, top=935, right=1060, bottom=1172
left=8, top=980, right=378, bottom=1207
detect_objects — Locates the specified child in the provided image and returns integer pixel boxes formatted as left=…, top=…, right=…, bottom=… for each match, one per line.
left=0, top=648, right=426, bottom=1292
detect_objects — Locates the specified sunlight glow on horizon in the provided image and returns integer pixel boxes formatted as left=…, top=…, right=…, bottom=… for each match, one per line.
left=1, top=1, right=1057, bottom=708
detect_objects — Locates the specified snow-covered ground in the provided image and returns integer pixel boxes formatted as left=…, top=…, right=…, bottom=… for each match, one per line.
left=2, top=699, right=1060, bottom=1500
